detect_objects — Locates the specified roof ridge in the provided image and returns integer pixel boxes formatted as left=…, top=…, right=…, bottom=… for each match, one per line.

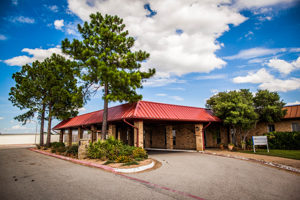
left=74, top=102, right=133, bottom=118
left=139, top=100, right=205, bottom=109
left=133, top=100, right=141, bottom=117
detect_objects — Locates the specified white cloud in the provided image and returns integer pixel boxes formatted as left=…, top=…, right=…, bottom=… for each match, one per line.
left=232, top=0, right=296, bottom=10
left=259, top=78, right=300, bottom=92
left=48, top=5, right=59, bottom=12
left=286, top=101, right=300, bottom=106
left=156, top=93, right=167, bottom=97
left=0, top=117, right=4, bottom=120
left=12, top=0, right=18, bottom=6
left=233, top=68, right=274, bottom=84
left=54, top=19, right=64, bottom=30
left=143, top=76, right=185, bottom=87
left=3, top=46, right=67, bottom=66
left=168, top=87, right=185, bottom=91
left=233, top=68, right=300, bottom=92
left=210, top=89, right=219, bottom=94
left=267, top=58, right=294, bottom=75
left=289, top=48, right=300, bottom=52
left=78, top=107, right=86, bottom=112
left=10, top=16, right=35, bottom=24
left=170, top=96, right=184, bottom=101
left=196, top=74, right=227, bottom=80
left=224, top=47, right=286, bottom=60
left=0, top=34, right=7, bottom=40
left=67, top=0, right=248, bottom=77
left=11, top=124, right=32, bottom=130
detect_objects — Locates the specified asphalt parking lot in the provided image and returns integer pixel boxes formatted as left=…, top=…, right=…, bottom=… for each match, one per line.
left=0, top=146, right=299, bottom=200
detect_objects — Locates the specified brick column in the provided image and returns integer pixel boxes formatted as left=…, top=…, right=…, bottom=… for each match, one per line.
left=77, top=127, right=83, bottom=142
left=91, top=125, right=96, bottom=142
left=195, top=124, right=204, bottom=151
left=117, top=129, right=121, bottom=140
left=59, top=129, right=64, bottom=143
left=134, top=120, right=144, bottom=148
left=68, top=128, right=72, bottom=147
left=166, top=125, right=173, bottom=149
left=108, top=124, right=116, bottom=138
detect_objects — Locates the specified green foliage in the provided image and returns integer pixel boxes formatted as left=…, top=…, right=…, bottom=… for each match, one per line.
left=206, top=89, right=258, bottom=130
left=265, top=132, right=300, bottom=150
left=116, top=155, right=132, bottom=163
left=9, top=53, right=84, bottom=146
left=57, top=146, right=67, bottom=153
left=132, top=147, right=148, bottom=159
left=87, top=136, right=148, bottom=162
left=66, top=144, right=79, bottom=155
left=50, top=142, right=65, bottom=149
left=122, top=161, right=139, bottom=166
left=239, top=149, right=300, bottom=160
left=51, top=149, right=56, bottom=153
left=103, top=160, right=115, bottom=165
left=62, top=12, right=155, bottom=139
left=253, top=90, right=286, bottom=123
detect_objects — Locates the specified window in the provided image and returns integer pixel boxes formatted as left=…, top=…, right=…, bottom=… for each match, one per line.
left=172, top=129, right=176, bottom=146
left=292, top=123, right=300, bottom=132
left=268, top=124, right=275, bottom=133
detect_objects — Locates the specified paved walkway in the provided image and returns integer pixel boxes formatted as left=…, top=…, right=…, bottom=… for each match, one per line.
left=205, top=149, right=300, bottom=170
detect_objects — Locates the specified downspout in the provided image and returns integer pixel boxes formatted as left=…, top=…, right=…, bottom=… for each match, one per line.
left=202, top=122, right=211, bottom=151
left=122, top=119, right=139, bottom=147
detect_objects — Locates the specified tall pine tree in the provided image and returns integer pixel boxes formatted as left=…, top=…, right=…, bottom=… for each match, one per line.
left=62, top=12, right=155, bottom=139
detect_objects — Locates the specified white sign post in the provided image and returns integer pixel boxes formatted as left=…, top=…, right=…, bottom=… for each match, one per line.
left=252, top=136, right=269, bottom=153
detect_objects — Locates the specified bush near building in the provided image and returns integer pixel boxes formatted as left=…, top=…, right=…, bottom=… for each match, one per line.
left=265, top=131, right=300, bottom=150
left=87, top=137, right=148, bottom=163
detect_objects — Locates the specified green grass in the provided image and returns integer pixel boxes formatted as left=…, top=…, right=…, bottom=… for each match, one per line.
left=239, top=149, right=300, bottom=160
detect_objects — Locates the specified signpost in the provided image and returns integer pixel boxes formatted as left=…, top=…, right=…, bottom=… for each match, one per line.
left=252, top=136, right=269, bottom=153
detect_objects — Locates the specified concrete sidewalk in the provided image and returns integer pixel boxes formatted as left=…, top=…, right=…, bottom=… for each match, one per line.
left=205, top=149, right=300, bottom=170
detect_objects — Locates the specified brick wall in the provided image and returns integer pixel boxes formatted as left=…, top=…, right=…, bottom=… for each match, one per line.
left=151, top=125, right=166, bottom=148
left=173, top=124, right=196, bottom=150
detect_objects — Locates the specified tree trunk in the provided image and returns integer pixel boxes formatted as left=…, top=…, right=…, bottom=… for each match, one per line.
left=46, top=103, right=52, bottom=147
left=101, top=83, right=109, bottom=140
left=39, top=104, right=45, bottom=146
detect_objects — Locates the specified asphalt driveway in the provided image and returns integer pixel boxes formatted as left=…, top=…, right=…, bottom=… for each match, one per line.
left=0, top=147, right=299, bottom=200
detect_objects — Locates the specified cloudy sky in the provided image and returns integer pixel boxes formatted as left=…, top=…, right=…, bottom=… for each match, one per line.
left=0, top=0, right=299, bottom=133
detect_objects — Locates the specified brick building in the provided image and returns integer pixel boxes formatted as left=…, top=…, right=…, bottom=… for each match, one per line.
left=53, top=101, right=222, bottom=151
left=53, top=102, right=300, bottom=150
left=248, top=104, right=300, bottom=137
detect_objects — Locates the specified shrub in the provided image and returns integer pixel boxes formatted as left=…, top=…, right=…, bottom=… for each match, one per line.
left=116, top=155, right=132, bottom=163
left=66, top=144, right=79, bottom=155
left=122, top=161, right=139, bottom=166
left=43, top=147, right=48, bottom=150
left=57, top=146, right=66, bottom=153
left=50, top=142, right=65, bottom=149
left=265, top=131, right=300, bottom=150
left=51, top=149, right=56, bottom=153
left=132, top=147, right=148, bottom=159
left=87, top=136, right=148, bottom=162
left=36, top=144, right=41, bottom=149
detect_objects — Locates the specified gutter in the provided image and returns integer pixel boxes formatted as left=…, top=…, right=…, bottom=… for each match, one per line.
left=202, top=122, right=211, bottom=151
left=122, top=118, right=139, bottom=147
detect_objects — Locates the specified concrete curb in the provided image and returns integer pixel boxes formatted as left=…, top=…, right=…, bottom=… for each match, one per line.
left=114, top=161, right=155, bottom=173
left=29, top=148, right=155, bottom=173
left=203, top=151, right=300, bottom=174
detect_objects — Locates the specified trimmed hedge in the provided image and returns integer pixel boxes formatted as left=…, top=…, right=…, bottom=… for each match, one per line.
left=265, top=131, right=300, bottom=150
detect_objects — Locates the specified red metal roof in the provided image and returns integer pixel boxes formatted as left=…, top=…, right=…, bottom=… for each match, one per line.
left=53, top=101, right=221, bottom=130
left=283, top=105, right=300, bottom=119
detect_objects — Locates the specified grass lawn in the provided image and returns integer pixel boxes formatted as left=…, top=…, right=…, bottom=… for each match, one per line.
left=239, top=149, right=300, bottom=160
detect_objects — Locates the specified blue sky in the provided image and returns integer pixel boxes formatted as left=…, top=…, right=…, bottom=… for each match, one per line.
left=0, top=0, right=299, bottom=133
